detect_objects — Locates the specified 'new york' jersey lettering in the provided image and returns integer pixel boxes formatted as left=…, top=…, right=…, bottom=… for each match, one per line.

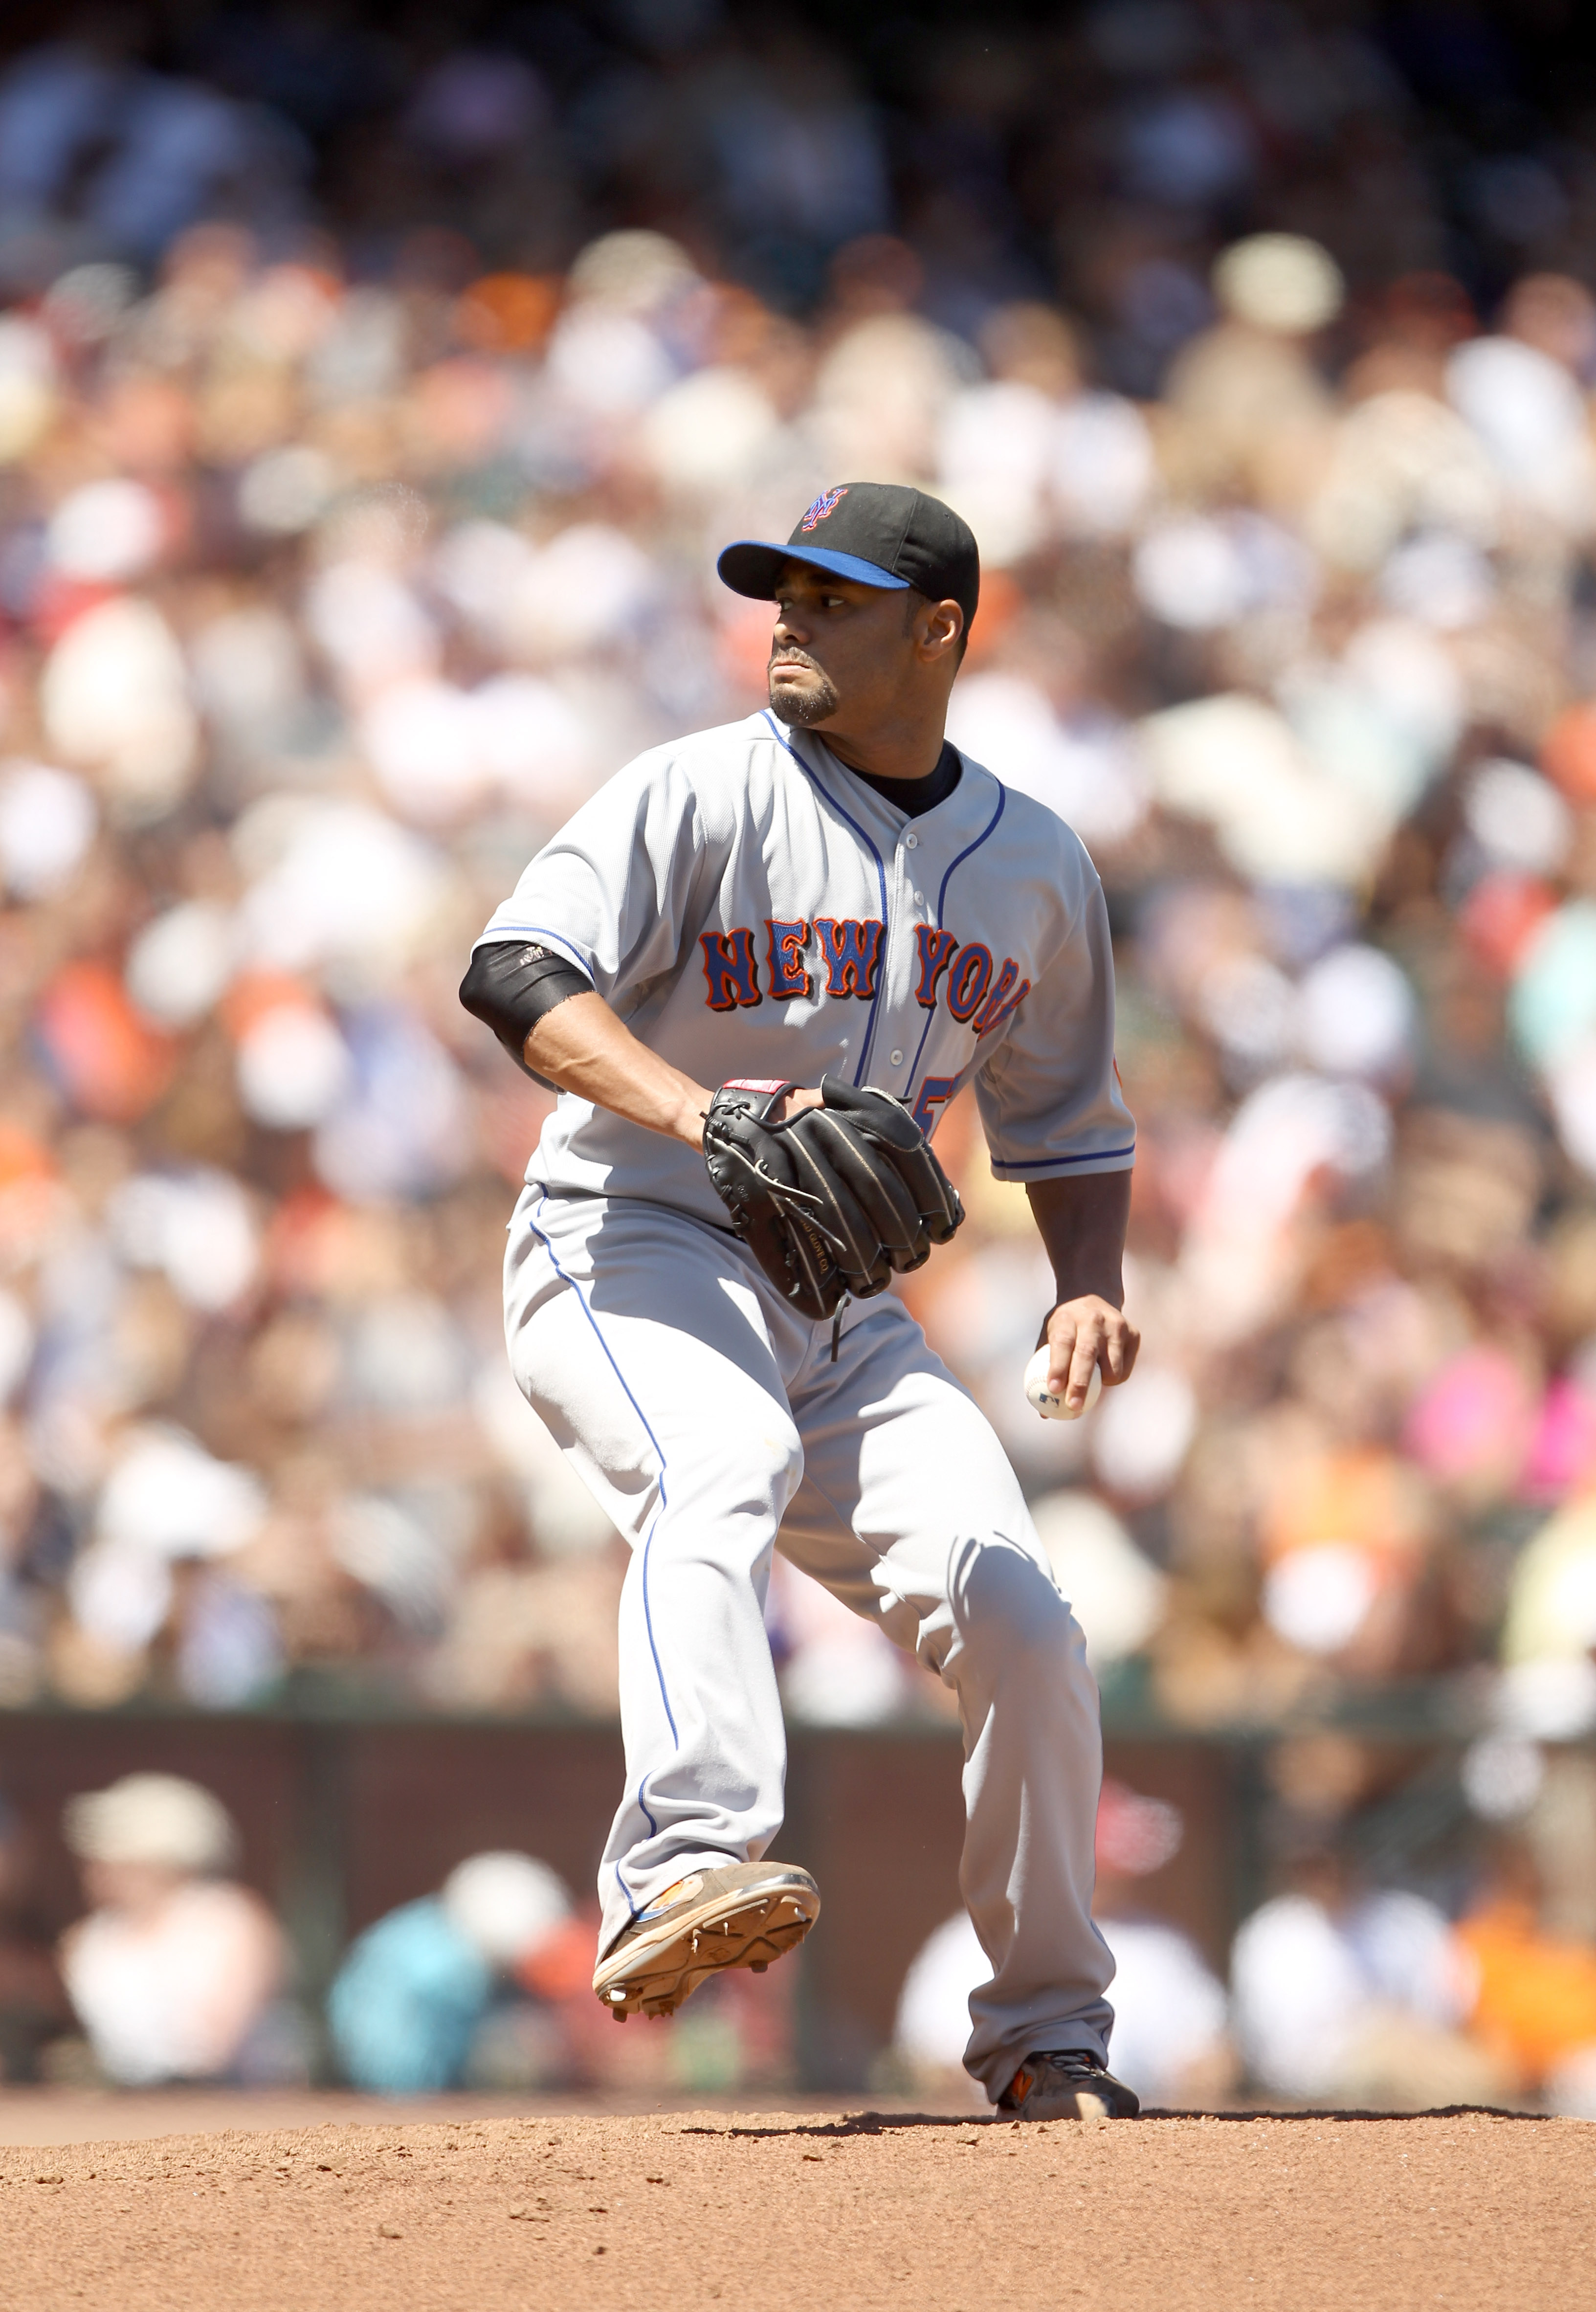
left=975, top=956, right=1030, bottom=1037
left=717, top=913, right=1025, bottom=1036
left=700, top=928, right=760, bottom=1009
left=766, top=917, right=811, bottom=1000
left=945, top=942, right=994, bottom=1022
left=912, top=926, right=1031, bottom=1038
left=914, top=925, right=959, bottom=1008
left=813, top=916, right=884, bottom=999
left=706, top=918, right=885, bottom=1007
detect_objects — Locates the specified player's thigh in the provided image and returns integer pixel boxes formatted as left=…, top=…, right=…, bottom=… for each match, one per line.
left=507, top=1194, right=803, bottom=1533
left=782, top=1298, right=1052, bottom=1630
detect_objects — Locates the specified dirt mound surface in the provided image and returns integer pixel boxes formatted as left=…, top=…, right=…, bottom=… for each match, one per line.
left=4, top=2107, right=1590, bottom=2309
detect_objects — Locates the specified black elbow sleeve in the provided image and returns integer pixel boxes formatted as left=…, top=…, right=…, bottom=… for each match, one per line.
left=459, top=941, right=594, bottom=1076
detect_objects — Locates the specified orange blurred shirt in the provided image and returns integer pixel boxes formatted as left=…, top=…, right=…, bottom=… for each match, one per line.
left=1455, top=1900, right=1596, bottom=2085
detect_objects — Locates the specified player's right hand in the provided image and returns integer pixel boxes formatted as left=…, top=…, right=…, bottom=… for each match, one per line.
left=1041, top=1294, right=1139, bottom=1414
left=771, top=1086, right=825, bottom=1122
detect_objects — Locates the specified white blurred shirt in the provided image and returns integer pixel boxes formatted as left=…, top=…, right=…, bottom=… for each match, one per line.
left=1097, top=1915, right=1230, bottom=2100
left=1230, top=1889, right=1472, bottom=2100
left=63, top=1879, right=283, bottom=2085
left=894, top=1906, right=1228, bottom=2102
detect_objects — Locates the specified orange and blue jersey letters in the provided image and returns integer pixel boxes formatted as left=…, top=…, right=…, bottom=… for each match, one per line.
left=702, top=916, right=1028, bottom=1038
left=975, top=956, right=1031, bottom=1037
left=766, top=918, right=813, bottom=1000
left=913, top=925, right=959, bottom=1008
left=814, top=916, right=884, bottom=999
left=699, top=928, right=761, bottom=1010
left=946, top=942, right=995, bottom=1022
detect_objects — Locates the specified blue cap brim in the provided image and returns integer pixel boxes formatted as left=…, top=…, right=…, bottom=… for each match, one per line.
left=716, top=539, right=911, bottom=599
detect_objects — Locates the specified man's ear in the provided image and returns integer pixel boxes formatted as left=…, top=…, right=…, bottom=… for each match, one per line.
left=919, top=597, right=964, bottom=663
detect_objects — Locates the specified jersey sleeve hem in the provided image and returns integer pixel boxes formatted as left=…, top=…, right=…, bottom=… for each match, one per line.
left=470, top=923, right=595, bottom=977
left=989, top=1144, right=1136, bottom=1180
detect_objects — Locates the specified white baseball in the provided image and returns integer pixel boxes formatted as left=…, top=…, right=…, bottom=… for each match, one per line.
left=1024, top=1344, right=1103, bottom=1421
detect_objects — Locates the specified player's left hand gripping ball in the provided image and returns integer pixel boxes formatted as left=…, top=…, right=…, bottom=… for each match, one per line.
left=702, top=1075, right=963, bottom=1319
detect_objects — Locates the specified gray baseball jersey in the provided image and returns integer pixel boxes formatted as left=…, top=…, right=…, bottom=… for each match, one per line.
left=476, top=707, right=1134, bottom=1217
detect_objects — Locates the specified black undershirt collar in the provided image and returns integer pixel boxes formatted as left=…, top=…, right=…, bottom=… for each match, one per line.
left=829, top=740, right=962, bottom=817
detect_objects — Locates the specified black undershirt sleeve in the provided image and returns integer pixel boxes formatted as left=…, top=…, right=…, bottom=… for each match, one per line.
left=459, top=940, right=594, bottom=1081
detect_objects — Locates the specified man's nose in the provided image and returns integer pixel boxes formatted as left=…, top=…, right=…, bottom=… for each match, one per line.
left=773, top=603, right=811, bottom=646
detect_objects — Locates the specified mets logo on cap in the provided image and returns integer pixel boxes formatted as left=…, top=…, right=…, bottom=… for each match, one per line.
left=799, top=486, right=848, bottom=532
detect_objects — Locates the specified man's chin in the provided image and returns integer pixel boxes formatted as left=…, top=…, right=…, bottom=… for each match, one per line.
left=768, top=680, right=837, bottom=728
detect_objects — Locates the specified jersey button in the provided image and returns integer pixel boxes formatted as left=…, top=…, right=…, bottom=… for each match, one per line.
left=890, top=1050, right=904, bottom=1066
left=905, top=832, right=918, bottom=847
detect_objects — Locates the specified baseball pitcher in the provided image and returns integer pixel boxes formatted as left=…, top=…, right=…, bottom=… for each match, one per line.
left=461, top=483, right=1142, bottom=2120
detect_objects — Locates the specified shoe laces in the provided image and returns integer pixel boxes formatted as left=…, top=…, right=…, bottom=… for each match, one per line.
left=1031, top=2049, right=1107, bottom=2079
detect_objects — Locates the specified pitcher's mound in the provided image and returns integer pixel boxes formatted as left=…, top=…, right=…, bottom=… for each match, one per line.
left=4, top=2106, right=1588, bottom=2310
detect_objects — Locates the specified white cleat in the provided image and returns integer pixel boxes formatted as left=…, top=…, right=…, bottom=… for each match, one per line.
left=592, top=1860, right=820, bottom=2021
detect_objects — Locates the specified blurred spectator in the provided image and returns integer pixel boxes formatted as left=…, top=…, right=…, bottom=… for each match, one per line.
left=0, top=1789, right=68, bottom=2080
left=892, top=1778, right=1231, bottom=2107
left=890, top=1912, right=991, bottom=2108
left=57, top=1773, right=293, bottom=2085
left=1454, top=1837, right=1596, bottom=2114
left=1230, top=1850, right=1504, bottom=2108
left=327, top=1850, right=579, bottom=2094
left=1089, top=1779, right=1234, bottom=2107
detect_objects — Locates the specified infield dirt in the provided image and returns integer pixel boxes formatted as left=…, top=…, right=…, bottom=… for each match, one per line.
left=3, top=2106, right=1590, bottom=2310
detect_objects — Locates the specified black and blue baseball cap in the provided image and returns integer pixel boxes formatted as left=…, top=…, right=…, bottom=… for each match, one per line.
left=717, top=483, right=980, bottom=631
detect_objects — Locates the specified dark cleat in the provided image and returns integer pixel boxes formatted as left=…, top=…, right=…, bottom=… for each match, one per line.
left=997, top=2049, right=1140, bottom=2121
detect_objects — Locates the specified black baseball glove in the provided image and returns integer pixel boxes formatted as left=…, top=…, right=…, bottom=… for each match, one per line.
left=702, top=1075, right=964, bottom=1323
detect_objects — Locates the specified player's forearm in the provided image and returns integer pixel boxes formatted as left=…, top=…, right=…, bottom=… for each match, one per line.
left=1025, top=1170, right=1131, bottom=1310
left=524, top=991, right=712, bottom=1151
left=1026, top=1169, right=1139, bottom=1406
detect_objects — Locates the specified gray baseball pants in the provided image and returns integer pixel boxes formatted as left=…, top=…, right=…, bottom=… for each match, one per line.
left=503, top=1185, right=1114, bottom=2097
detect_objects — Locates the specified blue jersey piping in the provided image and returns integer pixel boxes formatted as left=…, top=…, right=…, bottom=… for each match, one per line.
left=761, top=711, right=889, bottom=1086
left=902, top=778, right=1008, bottom=1091
left=990, top=1144, right=1137, bottom=1173
left=526, top=1196, right=676, bottom=1912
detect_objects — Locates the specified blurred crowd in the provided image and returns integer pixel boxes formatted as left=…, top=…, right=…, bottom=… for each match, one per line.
left=3, top=0, right=1596, bottom=2119
left=0, top=1771, right=805, bottom=2097
left=896, top=1761, right=1596, bottom=2118
left=0, top=7, right=1592, bottom=1810
left=8, top=1764, right=1596, bottom=2113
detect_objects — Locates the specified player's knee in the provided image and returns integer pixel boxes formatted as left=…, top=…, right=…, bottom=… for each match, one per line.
left=723, top=1416, right=804, bottom=1510
left=956, top=1536, right=1077, bottom=1665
